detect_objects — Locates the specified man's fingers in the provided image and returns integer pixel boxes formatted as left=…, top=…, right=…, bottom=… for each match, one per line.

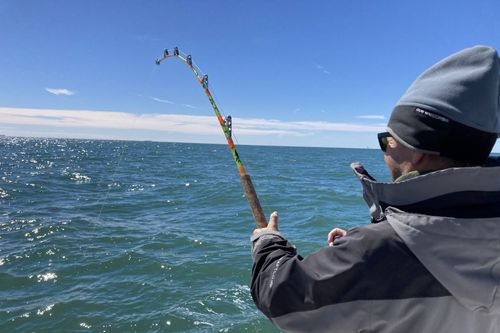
left=267, top=211, right=279, bottom=231
left=327, top=228, right=347, bottom=245
left=252, top=211, right=279, bottom=235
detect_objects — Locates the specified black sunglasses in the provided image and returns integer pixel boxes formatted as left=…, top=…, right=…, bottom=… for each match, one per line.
left=377, top=132, right=392, bottom=152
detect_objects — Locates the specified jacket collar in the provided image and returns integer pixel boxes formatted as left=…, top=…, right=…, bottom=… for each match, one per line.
left=351, top=159, right=500, bottom=222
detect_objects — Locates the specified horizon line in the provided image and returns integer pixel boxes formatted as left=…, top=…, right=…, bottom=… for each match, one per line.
left=0, top=133, right=380, bottom=151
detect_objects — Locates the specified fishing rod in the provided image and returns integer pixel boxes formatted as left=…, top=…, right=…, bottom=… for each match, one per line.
left=155, top=47, right=267, bottom=228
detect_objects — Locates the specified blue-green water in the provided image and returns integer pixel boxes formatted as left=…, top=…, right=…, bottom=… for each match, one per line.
left=0, top=137, right=388, bottom=332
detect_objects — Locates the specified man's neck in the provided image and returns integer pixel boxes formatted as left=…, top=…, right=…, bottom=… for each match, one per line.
left=394, top=170, right=421, bottom=182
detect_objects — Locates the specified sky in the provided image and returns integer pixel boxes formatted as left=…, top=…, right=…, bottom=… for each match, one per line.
left=1, top=0, right=500, bottom=150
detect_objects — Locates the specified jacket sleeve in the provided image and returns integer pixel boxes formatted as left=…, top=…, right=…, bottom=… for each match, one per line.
left=250, top=227, right=372, bottom=319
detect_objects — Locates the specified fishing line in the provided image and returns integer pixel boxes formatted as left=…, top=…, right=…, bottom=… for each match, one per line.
left=94, top=141, right=129, bottom=222
left=178, top=50, right=206, bottom=76
left=82, top=60, right=167, bottom=269
left=92, top=69, right=156, bottom=225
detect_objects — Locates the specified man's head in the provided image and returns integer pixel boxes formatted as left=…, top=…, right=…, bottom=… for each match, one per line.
left=378, top=132, right=469, bottom=181
left=381, top=45, right=500, bottom=180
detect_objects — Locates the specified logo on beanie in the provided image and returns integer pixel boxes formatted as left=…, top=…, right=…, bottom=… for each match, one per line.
left=414, top=108, right=450, bottom=123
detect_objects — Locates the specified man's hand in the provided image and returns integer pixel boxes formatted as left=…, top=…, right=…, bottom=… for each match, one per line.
left=253, top=211, right=279, bottom=236
left=327, top=227, right=347, bottom=246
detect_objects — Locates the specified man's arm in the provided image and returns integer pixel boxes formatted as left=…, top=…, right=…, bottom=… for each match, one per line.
left=250, top=214, right=449, bottom=331
left=251, top=222, right=368, bottom=321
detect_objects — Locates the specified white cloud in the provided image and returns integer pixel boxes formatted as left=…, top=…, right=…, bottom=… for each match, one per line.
left=236, top=118, right=384, bottom=134
left=149, top=96, right=173, bottom=104
left=182, top=104, right=197, bottom=109
left=0, top=107, right=385, bottom=143
left=356, top=115, right=385, bottom=120
left=45, top=88, right=75, bottom=96
left=0, top=107, right=218, bottom=134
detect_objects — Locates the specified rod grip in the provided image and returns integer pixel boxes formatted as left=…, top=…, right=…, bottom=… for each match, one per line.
left=240, top=174, right=267, bottom=228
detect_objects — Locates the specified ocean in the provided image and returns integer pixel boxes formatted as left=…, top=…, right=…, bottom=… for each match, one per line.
left=0, top=137, right=389, bottom=332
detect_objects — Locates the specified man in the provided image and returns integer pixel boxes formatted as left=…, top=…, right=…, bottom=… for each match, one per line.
left=251, top=45, right=500, bottom=332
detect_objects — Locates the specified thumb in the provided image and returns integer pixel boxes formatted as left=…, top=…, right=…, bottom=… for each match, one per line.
left=268, top=211, right=279, bottom=231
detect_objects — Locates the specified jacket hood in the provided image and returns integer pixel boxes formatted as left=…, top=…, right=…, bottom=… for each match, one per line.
left=352, top=162, right=500, bottom=314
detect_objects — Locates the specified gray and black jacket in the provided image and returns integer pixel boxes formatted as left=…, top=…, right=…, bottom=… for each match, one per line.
left=251, top=161, right=500, bottom=332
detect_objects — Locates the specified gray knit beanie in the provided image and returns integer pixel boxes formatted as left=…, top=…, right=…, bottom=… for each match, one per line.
left=387, top=45, right=500, bottom=164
